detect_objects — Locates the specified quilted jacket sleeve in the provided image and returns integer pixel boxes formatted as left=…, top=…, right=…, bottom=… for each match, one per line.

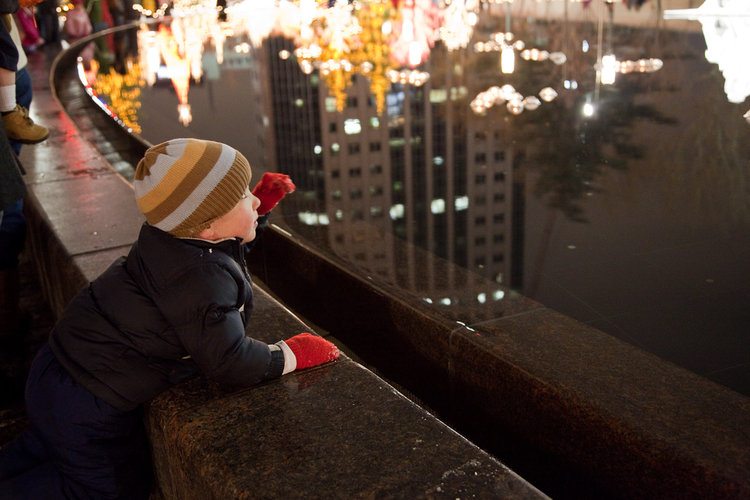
left=157, top=262, right=284, bottom=386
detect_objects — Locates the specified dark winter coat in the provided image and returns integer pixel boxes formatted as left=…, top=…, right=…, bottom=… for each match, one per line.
left=49, top=222, right=285, bottom=411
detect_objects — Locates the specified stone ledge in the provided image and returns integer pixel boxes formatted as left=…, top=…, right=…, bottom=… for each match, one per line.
left=251, top=222, right=750, bottom=499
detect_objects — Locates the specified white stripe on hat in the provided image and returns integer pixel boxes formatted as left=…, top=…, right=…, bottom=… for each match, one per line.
left=154, top=143, right=239, bottom=232
left=133, top=139, right=190, bottom=195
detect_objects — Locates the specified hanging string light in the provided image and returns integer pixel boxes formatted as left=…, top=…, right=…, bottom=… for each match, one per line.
left=291, top=0, right=432, bottom=113
left=470, top=84, right=556, bottom=116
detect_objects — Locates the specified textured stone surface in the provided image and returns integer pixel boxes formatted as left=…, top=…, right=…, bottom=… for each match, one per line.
left=251, top=222, right=750, bottom=499
left=24, top=189, right=86, bottom=317
left=145, top=287, right=545, bottom=499
left=26, top=175, right=140, bottom=256
left=148, top=338, right=544, bottom=499
left=451, top=308, right=750, bottom=498
left=19, top=122, right=111, bottom=185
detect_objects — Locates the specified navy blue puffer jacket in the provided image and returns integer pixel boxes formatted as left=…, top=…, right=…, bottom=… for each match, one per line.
left=49, top=223, right=284, bottom=411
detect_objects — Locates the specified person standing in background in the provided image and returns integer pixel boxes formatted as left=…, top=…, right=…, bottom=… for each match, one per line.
left=35, top=0, right=59, bottom=44
left=0, top=10, right=47, bottom=337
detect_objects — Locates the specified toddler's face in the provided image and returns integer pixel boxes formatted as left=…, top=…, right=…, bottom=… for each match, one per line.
left=206, top=187, right=261, bottom=243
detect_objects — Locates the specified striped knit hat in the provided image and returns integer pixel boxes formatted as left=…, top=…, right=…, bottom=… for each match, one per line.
left=133, top=138, right=252, bottom=237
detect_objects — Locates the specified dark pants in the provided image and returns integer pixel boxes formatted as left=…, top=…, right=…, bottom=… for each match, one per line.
left=0, top=67, right=32, bottom=270
left=13, top=67, right=32, bottom=128
left=0, top=344, right=153, bottom=499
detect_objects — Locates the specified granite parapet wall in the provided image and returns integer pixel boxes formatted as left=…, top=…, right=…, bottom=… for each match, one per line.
left=249, top=223, right=750, bottom=499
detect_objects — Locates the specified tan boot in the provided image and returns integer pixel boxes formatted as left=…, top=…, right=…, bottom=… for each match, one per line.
left=2, top=105, right=49, bottom=144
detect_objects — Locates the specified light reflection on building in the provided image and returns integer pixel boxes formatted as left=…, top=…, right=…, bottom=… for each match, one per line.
left=265, top=32, right=517, bottom=320
left=83, top=0, right=728, bottom=320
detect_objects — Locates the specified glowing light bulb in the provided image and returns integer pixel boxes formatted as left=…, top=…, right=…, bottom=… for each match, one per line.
left=601, top=54, right=617, bottom=85
left=408, top=40, right=423, bottom=67
left=500, top=44, right=515, bottom=74
left=582, top=102, right=595, bottom=118
left=178, top=103, right=192, bottom=126
left=539, top=87, right=557, bottom=102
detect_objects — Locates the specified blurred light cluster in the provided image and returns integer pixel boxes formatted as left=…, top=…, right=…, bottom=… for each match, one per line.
left=386, top=69, right=429, bottom=86
left=616, top=58, right=663, bottom=74
left=132, top=2, right=171, bottom=19
left=470, top=84, right=556, bottom=116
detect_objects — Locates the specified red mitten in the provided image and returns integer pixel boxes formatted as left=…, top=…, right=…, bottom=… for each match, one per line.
left=252, top=172, right=296, bottom=215
left=284, top=333, right=340, bottom=370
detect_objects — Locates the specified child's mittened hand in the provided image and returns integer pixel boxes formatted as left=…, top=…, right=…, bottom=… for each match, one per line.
left=252, top=172, right=296, bottom=215
left=284, top=333, right=340, bottom=370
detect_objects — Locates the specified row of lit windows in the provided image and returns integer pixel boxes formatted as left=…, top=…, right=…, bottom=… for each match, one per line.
left=475, top=234, right=506, bottom=245
left=332, top=208, right=384, bottom=221
left=326, top=193, right=507, bottom=219
left=326, top=137, right=385, bottom=153
left=475, top=193, right=506, bottom=204
left=475, top=214, right=506, bottom=225
left=329, top=165, right=384, bottom=179
left=330, top=237, right=505, bottom=266
left=324, top=207, right=508, bottom=226
left=475, top=254, right=505, bottom=266
left=474, top=151, right=506, bottom=162
left=325, top=169, right=506, bottom=194
left=330, top=186, right=385, bottom=200
left=475, top=172, right=506, bottom=183
left=324, top=143, right=361, bottom=155
left=324, top=96, right=377, bottom=112
left=331, top=187, right=505, bottom=204
left=473, top=131, right=504, bottom=141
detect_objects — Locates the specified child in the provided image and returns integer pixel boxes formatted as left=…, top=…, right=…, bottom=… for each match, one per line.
left=0, top=138, right=340, bottom=499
